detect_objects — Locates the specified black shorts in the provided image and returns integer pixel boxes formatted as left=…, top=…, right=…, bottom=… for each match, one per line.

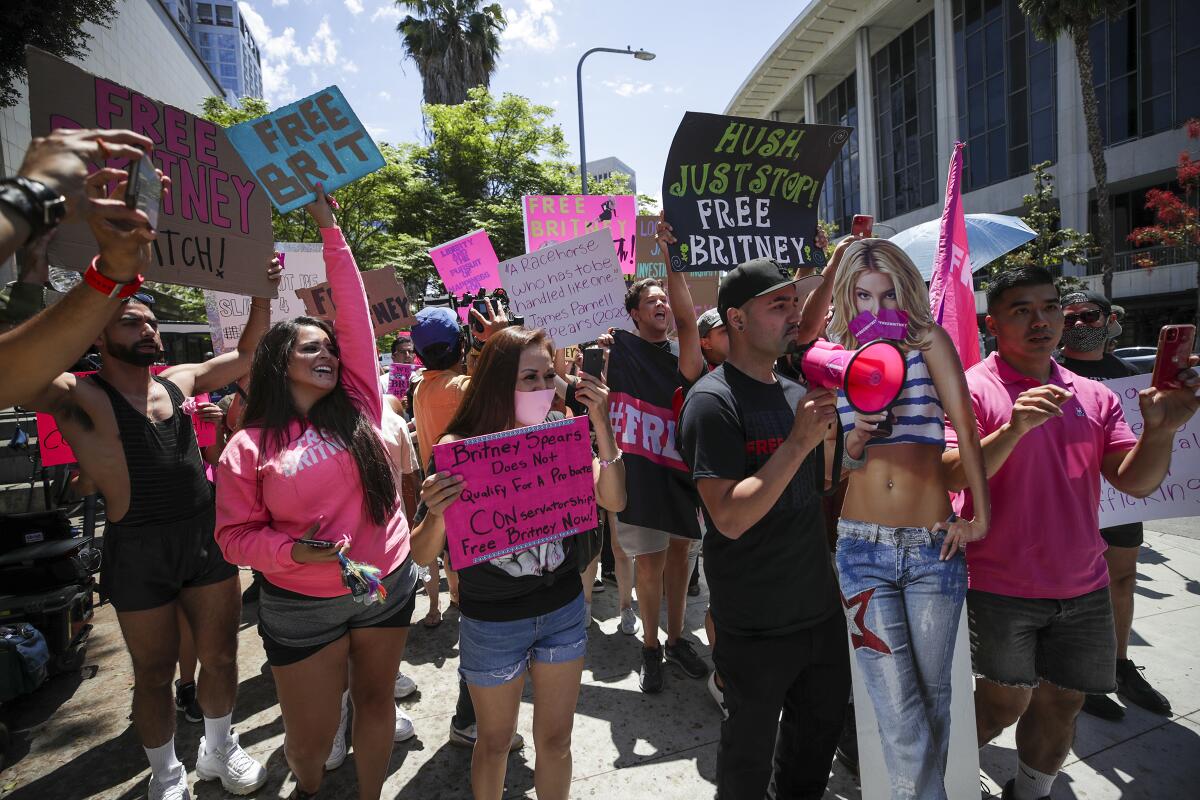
left=101, top=504, right=237, bottom=613
left=1100, top=522, right=1144, bottom=548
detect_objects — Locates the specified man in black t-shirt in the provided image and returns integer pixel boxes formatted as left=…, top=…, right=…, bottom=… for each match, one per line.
left=1058, top=290, right=1172, bottom=721
left=678, top=257, right=846, bottom=800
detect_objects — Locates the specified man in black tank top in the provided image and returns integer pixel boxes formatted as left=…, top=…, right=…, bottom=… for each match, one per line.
left=24, top=256, right=280, bottom=800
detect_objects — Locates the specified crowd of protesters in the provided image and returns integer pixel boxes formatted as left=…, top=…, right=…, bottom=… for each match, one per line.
left=1, top=128, right=1197, bottom=800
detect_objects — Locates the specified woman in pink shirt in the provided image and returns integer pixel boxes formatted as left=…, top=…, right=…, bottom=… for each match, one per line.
left=215, top=190, right=416, bottom=800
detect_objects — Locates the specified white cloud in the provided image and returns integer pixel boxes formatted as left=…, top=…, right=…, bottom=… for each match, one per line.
left=237, top=3, right=342, bottom=106
left=344, top=0, right=364, bottom=14
left=378, top=90, right=392, bottom=101
left=504, top=0, right=559, bottom=51
left=662, top=85, right=683, bottom=95
left=371, top=3, right=401, bottom=23
left=271, top=0, right=288, bottom=6
left=603, top=80, right=653, bottom=98
left=365, top=123, right=388, bottom=138
left=343, top=60, right=359, bottom=74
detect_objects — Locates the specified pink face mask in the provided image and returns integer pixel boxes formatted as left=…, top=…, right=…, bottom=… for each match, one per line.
left=849, top=308, right=910, bottom=342
left=514, top=388, right=556, bottom=427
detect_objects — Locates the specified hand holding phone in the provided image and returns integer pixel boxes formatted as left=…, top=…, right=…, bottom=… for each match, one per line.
left=581, top=347, right=606, bottom=379
left=124, top=151, right=162, bottom=229
left=1150, top=324, right=1196, bottom=390
left=851, top=214, right=874, bottom=238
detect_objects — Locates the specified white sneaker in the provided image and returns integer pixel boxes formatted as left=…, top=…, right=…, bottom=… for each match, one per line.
left=708, top=671, right=729, bottom=720
left=147, top=771, right=190, bottom=800
left=394, top=705, right=416, bottom=742
left=619, top=607, right=640, bottom=636
left=325, top=692, right=350, bottom=771
left=195, top=731, right=267, bottom=795
left=394, top=671, right=418, bottom=699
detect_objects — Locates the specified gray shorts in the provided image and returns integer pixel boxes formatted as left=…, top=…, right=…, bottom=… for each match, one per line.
left=614, top=520, right=699, bottom=558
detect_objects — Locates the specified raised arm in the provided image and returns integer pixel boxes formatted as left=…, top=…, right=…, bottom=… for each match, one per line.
left=655, top=213, right=705, bottom=383
left=1102, top=365, right=1199, bottom=497
left=797, top=231, right=858, bottom=345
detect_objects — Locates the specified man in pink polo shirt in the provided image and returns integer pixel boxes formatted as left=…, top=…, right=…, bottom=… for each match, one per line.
left=942, top=266, right=1199, bottom=800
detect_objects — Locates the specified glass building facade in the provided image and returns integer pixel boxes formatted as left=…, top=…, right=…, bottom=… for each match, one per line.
left=816, top=75, right=860, bottom=236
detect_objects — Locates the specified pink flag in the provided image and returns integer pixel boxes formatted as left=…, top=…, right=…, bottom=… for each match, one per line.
left=928, top=142, right=981, bottom=370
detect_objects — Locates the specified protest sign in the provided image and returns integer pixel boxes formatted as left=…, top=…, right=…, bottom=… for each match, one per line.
left=433, top=416, right=596, bottom=571
left=661, top=112, right=850, bottom=272
left=295, top=268, right=417, bottom=336
left=205, top=243, right=326, bottom=353
left=634, top=217, right=720, bottom=315
left=387, top=363, right=416, bottom=397
left=25, top=47, right=275, bottom=296
left=1098, top=374, right=1200, bottom=526
left=524, top=195, right=637, bottom=275
left=430, top=229, right=502, bottom=300
left=499, top=229, right=632, bottom=348
left=225, top=86, right=386, bottom=214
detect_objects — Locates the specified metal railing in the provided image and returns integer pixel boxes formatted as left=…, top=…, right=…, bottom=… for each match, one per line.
left=1086, top=245, right=1196, bottom=275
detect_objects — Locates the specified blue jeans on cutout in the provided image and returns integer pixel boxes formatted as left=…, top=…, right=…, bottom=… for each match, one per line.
left=835, top=518, right=967, bottom=800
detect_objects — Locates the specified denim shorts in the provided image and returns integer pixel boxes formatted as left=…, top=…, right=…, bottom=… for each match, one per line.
left=458, top=591, right=588, bottom=687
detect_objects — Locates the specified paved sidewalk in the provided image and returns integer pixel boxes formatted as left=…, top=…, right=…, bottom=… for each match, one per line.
left=1, top=521, right=1198, bottom=799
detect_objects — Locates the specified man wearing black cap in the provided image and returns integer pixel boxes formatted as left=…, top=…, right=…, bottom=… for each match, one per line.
left=678, top=257, right=846, bottom=799
left=1057, top=290, right=1171, bottom=721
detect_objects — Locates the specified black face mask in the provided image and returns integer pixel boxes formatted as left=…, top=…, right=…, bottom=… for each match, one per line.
left=1060, top=325, right=1109, bottom=353
left=106, top=339, right=162, bottom=367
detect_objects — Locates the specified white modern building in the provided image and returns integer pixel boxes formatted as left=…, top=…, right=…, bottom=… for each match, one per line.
left=727, top=0, right=1198, bottom=343
left=587, top=156, right=638, bottom=193
left=186, top=1, right=264, bottom=101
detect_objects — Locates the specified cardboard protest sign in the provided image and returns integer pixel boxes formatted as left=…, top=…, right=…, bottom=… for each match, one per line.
left=430, top=229, right=501, bottom=299
left=499, top=229, right=633, bottom=348
left=661, top=112, right=850, bottom=271
left=524, top=195, right=637, bottom=275
left=225, top=86, right=386, bottom=214
left=434, top=416, right=596, bottom=570
left=387, top=363, right=416, bottom=397
left=295, top=268, right=417, bottom=336
left=1098, top=374, right=1200, bottom=526
left=25, top=47, right=275, bottom=296
left=205, top=243, right=327, bottom=353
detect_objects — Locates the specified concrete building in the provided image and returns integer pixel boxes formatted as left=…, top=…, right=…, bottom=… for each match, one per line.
left=187, top=1, right=264, bottom=101
left=727, top=0, right=1198, bottom=344
left=587, top=156, right=637, bottom=193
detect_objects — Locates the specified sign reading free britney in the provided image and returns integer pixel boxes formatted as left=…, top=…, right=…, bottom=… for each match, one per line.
left=25, top=47, right=275, bottom=296
left=433, top=417, right=596, bottom=571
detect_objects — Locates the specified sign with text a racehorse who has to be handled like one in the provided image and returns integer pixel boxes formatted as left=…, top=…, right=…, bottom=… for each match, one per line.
left=434, top=416, right=597, bottom=571
left=661, top=112, right=851, bottom=272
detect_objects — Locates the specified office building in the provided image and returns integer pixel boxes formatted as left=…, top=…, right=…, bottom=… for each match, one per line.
left=587, top=156, right=637, bottom=194
left=188, top=1, right=264, bottom=100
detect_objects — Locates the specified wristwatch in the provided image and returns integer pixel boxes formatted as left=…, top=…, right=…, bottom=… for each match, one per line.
left=0, top=177, right=67, bottom=243
left=83, top=255, right=144, bottom=299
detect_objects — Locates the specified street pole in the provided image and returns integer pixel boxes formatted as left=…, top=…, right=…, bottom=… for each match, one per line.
left=576, top=46, right=655, bottom=195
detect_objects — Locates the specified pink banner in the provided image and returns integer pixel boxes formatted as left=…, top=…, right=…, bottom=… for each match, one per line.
left=524, top=195, right=637, bottom=275
left=433, top=416, right=596, bottom=570
left=929, top=142, right=981, bottom=370
left=387, top=363, right=416, bottom=397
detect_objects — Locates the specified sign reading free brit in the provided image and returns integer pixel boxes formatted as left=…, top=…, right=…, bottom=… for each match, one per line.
left=434, top=417, right=597, bottom=571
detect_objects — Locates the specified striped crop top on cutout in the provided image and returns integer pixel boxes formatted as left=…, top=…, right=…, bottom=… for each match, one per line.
left=837, top=349, right=945, bottom=449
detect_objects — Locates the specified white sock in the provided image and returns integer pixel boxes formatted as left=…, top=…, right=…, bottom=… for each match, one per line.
left=204, top=712, right=233, bottom=754
left=144, top=739, right=183, bottom=785
left=1014, top=759, right=1056, bottom=800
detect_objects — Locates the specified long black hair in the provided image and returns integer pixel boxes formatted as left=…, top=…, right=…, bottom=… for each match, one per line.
left=241, top=316, right=397, bottom=526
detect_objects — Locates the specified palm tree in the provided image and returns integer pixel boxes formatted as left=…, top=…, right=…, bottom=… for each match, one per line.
left=396, top=0, right=506, bottom=106
left=1020, top=0, right=1124, bottom=298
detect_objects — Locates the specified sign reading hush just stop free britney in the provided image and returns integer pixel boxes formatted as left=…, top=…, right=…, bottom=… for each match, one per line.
left=225, top=86, right=385, bottom=214
left=661, top=112, right=850, bottom=272
left=24, top=47, right=275, bottom=296
left=524, top=195, right=637, bottom=275
left=433, top=416, right=596, bottom=571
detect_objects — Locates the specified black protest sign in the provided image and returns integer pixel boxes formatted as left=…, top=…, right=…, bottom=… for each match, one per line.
left=661, top=112, right=851, bottom=272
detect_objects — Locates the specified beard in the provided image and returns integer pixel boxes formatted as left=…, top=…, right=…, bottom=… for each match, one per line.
left=106, top=339, right=162, bottom=367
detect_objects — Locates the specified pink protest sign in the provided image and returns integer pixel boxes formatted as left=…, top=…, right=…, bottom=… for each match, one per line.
left=430, top=229, right=501, bottom=300
left=387, top=363, right=416, bottom=397
left=524, top=195, right=637, bottom=275
left=433, top=416, right=596, bottom=570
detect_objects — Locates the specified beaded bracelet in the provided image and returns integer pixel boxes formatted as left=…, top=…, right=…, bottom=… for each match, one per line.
left=598, top=450, right=624, bottom=469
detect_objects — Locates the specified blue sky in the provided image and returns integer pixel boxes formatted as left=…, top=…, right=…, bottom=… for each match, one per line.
left=237, top=0, right=810, bottom=207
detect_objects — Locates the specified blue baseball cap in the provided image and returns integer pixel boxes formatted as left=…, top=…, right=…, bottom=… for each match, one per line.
left=410, top=306, right=462, bottom=356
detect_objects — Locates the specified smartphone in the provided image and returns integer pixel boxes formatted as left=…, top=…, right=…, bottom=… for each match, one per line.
left=124, top=152, right=161, bottom=229
left=581, top=347, right=605, bottom=378
left=296, top=538, right=334, bottom=549
left=871, top=410, right=895, bottom=438
left=851, top=214, right=874, bottom=238
left=471, top=299, right=490, bottom=334
left=1150, top=324, right=1196, bottom=390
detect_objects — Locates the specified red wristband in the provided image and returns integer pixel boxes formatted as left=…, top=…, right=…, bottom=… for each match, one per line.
left=83, top=255, right=144, bottom=299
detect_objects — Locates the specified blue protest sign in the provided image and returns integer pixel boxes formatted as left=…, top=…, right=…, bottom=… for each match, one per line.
left=225, top=86, right=385, bottom=214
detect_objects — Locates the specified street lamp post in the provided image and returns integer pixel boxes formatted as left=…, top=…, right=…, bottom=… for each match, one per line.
left=576, top=45, right=655, bottom=195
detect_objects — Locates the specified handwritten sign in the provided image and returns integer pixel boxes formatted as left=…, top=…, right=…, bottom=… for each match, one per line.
left=25, top=47, right=275, bottom=296
left=499, top=229, right=632, bottom=348
left=387, top=363, right=416, bottom=397
left=295, top=268, right=417, bottom=336
left=1098, top=374, right=1200, bottom=526
left=434, top=416, right=596, bottom=571
left=524, top=195, right=637, bottom=275
left=205, top=243, right=327, bottom=353
left=225, top=86, right=385, bottom=214
left=430, top=229, right=501, bottom=300
left=661, top=112, right=850, bottom=271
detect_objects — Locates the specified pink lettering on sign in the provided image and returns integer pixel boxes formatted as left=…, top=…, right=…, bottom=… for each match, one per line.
left=524, top=195, right=638, bottom=275
left=433, top=416, right=597, bottom=571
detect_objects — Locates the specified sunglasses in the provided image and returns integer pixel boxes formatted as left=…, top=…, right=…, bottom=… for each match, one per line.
left=1064, top=309, right=1104, bottom=326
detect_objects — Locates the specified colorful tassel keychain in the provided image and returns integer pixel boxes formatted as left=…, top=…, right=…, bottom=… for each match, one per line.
left=337, top=552, right=389, bottom=605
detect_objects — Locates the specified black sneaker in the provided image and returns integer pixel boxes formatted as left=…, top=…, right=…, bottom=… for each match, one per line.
left=1116, top=658, right=1171, bottom=715
left=664, top=639, right=708, bottom=679
left=174, top=679, right=202, bottom=723
left=1001, top=778, right=1048, bottom=800
left=1081, top=692, right=1125, bottom=721
left=592, top=577, right=606, bottom=594
left=639, top=646, right=665, bottom=694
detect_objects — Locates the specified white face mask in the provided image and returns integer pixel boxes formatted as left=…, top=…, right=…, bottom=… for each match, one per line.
left=514, top=387, right=556, bottom=426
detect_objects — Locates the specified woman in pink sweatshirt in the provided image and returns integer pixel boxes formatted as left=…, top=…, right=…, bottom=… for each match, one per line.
left=215, top=189, right=419, bottom=800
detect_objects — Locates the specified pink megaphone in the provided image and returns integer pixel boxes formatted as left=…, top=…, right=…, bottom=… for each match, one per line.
left=800, top=339, right=908, bottom=414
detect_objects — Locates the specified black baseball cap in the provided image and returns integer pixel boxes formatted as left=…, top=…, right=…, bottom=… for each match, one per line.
left=1061, top=290, right=1111, bottom=317
left=717, top=257, right=798, bottom=322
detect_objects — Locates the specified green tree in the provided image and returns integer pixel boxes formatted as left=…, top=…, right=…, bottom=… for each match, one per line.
left=1021, top=0, right=1125, bottom=298
left=997, top=161, right=1090, bottom=292
left=0, top=0, right=117, bottom=108
left=397, top=0, right=506, bottom=106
